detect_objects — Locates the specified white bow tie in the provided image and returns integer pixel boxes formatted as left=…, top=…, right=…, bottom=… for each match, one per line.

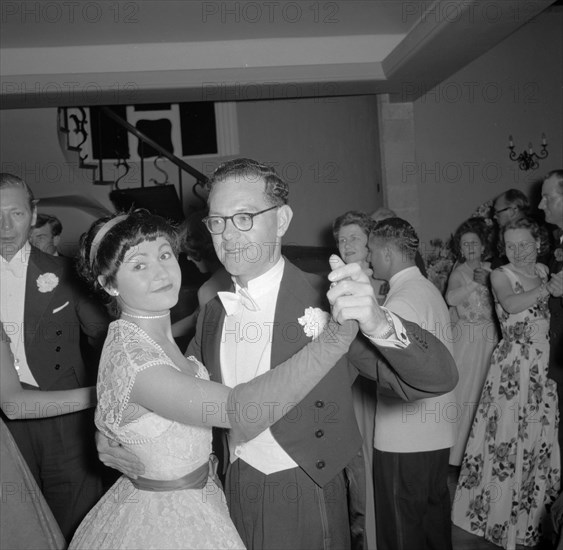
left=0, top=260, right=25, bottom=279
left=218, top=288, right=260, bottom=316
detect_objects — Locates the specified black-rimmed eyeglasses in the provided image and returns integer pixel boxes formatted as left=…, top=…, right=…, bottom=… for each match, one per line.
left=494, top=206, right=513, bottom=215
left=202, top=205, right=278, bottom=235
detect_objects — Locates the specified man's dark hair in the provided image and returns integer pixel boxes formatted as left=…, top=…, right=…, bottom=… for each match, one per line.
left=206, top=158, right=288, bottom=206
left=496, top=189, right=530, bottom=215
left=34, top=213, right=63, bottom=237
left=545, top=170, right=563, bottom=194
left=370, top=217, right=420, bottom=261
left=0, top=173, right=36, bottom=211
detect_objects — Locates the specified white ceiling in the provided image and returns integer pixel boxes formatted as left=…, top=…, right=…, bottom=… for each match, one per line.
left=1, top=1, right=417, bottom=46
left=0, top=0, right=559, bottom=108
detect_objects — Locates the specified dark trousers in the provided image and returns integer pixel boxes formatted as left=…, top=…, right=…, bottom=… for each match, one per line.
left=5, top=409, right=103, bottom=542
left=344, top=451, right=368, bottom=550
left=226, top=459, right=351, bottom=550
left=373, top=448, right=452, bottom=550
left=557, top=383, right=563, bottom=474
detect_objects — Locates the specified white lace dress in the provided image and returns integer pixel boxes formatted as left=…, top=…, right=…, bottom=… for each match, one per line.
left=69, top=320, right=245, bottom=550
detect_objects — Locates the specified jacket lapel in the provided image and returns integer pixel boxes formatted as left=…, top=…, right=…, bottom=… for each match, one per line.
left=271, top=260, right=327, bottom=367
left=25, top=249, right=60, bottom=340
left=203, top=296, right=227, bottom=384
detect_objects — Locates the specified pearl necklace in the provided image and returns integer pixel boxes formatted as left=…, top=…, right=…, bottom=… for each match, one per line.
left=122, top=311, right=170, bottom=320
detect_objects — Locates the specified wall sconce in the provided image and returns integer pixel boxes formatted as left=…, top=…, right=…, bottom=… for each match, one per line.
left=508, top=134, right=548, bottom=171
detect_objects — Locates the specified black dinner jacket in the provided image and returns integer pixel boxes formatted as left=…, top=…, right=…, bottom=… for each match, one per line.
left=188, top=259, right=458, bottom=487
left=22, top=246, right=109, bottom=390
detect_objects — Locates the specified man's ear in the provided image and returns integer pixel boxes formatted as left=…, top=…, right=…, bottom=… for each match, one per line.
left=276, top=205, right=293, bottom=238
left=53, top=235, right=61, bottom=248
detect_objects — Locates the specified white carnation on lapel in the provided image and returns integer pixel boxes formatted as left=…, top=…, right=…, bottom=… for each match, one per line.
left=36, top=272, right=59, bottom=293
left=298, top=307, right=330, bottom=340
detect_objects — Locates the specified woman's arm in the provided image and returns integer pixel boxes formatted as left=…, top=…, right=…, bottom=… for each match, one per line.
left=0, top=337, right=96, bottom=420
left=445, top=268, right=479, bottom=307
left=491, top=268, right=548, bottom=314
left=130, top=319, right=358, bottom=431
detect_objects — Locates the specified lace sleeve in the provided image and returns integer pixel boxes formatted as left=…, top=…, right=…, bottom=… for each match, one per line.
left=95, top=321, right=178, bottom=439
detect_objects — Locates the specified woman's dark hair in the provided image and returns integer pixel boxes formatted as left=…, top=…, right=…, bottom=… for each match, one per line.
left=452, top=217, right=493, bottom=262
left=76, top=210, right=179, bottom=305
left=332, top=211, right=374, bottom=241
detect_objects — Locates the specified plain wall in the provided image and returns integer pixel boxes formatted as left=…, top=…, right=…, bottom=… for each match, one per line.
left=412, top=10, right=563, bottom=246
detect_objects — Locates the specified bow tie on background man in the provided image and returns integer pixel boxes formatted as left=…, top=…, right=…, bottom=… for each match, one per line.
left=218, top=287, right=260, bottom=316
left=0, top=260, right=25, bottom=278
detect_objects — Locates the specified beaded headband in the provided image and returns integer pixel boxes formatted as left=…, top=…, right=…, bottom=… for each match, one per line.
left=89, top=214, right=128, bottom=266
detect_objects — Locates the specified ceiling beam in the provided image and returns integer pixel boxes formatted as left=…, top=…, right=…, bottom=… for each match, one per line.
left=383, top=0, right=558, bottom=102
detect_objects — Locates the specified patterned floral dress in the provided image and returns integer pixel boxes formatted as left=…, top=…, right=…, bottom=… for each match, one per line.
left=69, top=320, right=245, bottom=550
left=452, top=267, right=560, bottom=549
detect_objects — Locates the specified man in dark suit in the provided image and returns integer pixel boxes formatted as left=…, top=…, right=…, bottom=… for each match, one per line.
left=0, top=173, right=110, bottom=540
left=188, top=159, right=457, bottom=550
left=539, top=170, right=563, bottom=461
left=29, top=213, right=63, bottom=256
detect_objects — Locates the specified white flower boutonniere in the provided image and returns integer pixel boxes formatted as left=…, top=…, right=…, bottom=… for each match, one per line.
left=298, top=307, right=330, bottom=340
left=36, top=272, right=59, bottom=293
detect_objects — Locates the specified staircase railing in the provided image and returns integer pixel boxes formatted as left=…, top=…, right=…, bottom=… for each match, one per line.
left=96, top=106, right=208, bottom=206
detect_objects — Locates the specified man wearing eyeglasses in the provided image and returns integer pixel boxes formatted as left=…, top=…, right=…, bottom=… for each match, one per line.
left=97, top=158, right=458, bottom=550
left=197, top=158, right=459, bottom=550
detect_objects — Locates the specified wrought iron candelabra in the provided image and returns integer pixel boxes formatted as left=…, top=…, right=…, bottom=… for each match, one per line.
left=508, top=134, right=549, bottom=171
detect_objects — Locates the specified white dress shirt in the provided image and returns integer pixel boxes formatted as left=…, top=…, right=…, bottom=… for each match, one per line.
left=220, top=257, right=299, bottom=475
left=0, top=242, right=39, bottom=386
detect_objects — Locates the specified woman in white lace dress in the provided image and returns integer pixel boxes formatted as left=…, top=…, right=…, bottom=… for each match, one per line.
left=69, top=210, right=357, bottom=550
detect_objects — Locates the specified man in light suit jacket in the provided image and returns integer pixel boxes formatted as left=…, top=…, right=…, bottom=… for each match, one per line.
left=0, top=173, right=110, bottom=540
